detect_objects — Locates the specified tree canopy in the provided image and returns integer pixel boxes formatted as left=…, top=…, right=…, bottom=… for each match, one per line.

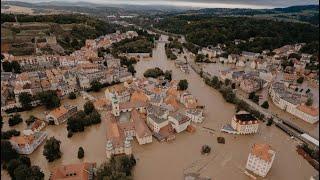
left=178, top=79, right=188, bottom=91
left=43, top=137, right=62, bottom=162
left=36, top=90, right=60, bottom=109
left=96, top=155, right=136, bottom=180
left=155, top=16, right=319, bottom=53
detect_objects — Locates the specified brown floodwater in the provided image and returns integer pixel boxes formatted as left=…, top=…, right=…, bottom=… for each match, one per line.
left=1, top=35, right=317, bottom=180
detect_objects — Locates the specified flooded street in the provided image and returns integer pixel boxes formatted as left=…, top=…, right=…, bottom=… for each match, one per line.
left=201, top=57, right=319, bottom=139
left=1, top=35, right=317, bottom=180
left=133, top=35, right=317, bottom=180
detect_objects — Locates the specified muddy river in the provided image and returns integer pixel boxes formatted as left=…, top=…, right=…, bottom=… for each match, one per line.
left=1, top=35, right=317, bottom=180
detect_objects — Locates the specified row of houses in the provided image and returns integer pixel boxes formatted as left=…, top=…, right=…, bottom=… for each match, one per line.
left=104, top=78, right=205, bottom=158
left=269, top=82, right=319, bottom=124
left=219, top=70, right=270, bottom=93
left=10, top=117, right=47, bottom=155
left=1, top=59, right=132, bottom=111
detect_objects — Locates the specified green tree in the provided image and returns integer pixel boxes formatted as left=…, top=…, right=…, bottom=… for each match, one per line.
left=88, top=110, right=101, bottom=124
left=67, top=111, right=86, bottom=133
left=211, top=76, right=219, bottom=86
left=8, top=114, right=23, bottom=126
left=143, top=68, right=164, bottom=78
left=25, top=115, right=36, bottom=126
left=231, top=83, right=236, bottom=89
left=18, top=92, right=33, bottom=110
left=224, top=79, right=231, bottom=86
left=43, top=137, right=61, bottom=162
left=266, top=118, right=273, bottom=126
left=306, top=97, right=313, bottom=106
left=2, top=61, right=12, bottom=72
left=1, top=129, right=20, bottom=140
left=220, top=88, right=236, bottom=103
left=13, top=164, right=44, bottom=180
left=18, top=156, right=31, bottom=167
left=261, top=101, right=269, bottom=109
left=78, top=147, right=84, bottom=159
left=11, top=61, right=21, bottom=73
left=7, top=159, right=23, bottom=177
left=84, top=101, right=95, bottom=115
left=195, top=54, right=205, bottom=62
left=201, top=145, right=211, bottom=154
left=1, top=116, right=3, bottom=129
left=37, top=91, right=60, bottom=109
left=67, top=116, right=84, bottom=133
left=306, top=89, right=311, bottom=94
left=90, top=80, right=102, bottom=92
left=96, top=155, right=137, bottom=179
left=1, top=140, right=18, bottom=163
left=249, top=92, right=259, bottom=104
left=297, top=77, right=304, bottom=84
left=127, top=64, right=136, bottom=75
left=68, top=92, right=77, bottom=99
left=164, top=70, right=172, bottom=81
left=178, top=79, right=188, bottom=91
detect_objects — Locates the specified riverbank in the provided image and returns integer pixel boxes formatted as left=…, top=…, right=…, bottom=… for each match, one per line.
left=1, top=35, right=317, bottom=180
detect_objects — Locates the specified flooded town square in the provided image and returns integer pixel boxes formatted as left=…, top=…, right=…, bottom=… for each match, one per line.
left=1, top=35, right=317, bottom=180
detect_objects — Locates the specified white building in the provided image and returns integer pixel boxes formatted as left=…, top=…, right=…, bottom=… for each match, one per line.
left=242, top=51, right=259, bottom=60
left=246, top=143, right=275, bottom=177
left=168, top=111, right=191, bottom=133
left=231, top=111, right=259, bottom=134
left=146, top=114, right=169, bottom=133
left=269, top=82, right=319, bottom=124
left=105, top=113, right=132, bottom=159
left=45, top=105, right=77, bottom=125
left=185, top=109, right=204, bottom=123
left=10, top=132, right=48, bottom=154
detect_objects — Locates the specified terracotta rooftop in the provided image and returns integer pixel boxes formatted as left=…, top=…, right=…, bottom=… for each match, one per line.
left=251, top=143, right=274, bottom=162
left=29, top=119, right=45, bottom=131
left=164, top=95, right=180, bottom=110
left=167, top=87, right=180, bottom=97
left=119, top=101, right=146, bottom=110
left=131, top=110, right=152, bottom=138
left=49, top=106, right=69, bottom=119
left=297, top=104, right=319, bottom=117
left=10, top=135, right=34, bottom=147
left=93, top=98, right=110, bottom=109
left=105, top=113, right=124, bottom=148
left=130, top=90, right=149, bottom=103
left=50, top=162, right=96, bottom=180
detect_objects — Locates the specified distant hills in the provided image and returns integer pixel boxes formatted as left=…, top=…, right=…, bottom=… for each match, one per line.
left=1, top=1, right=319, bottom=25
left=183, top=5, right=319, bottom=25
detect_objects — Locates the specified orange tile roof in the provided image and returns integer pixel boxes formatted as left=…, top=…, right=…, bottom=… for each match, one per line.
left=185, top=97, right=198, bottom=109
left=40, top=79, right=51, bottom=88
left=50, top=162, right=96, bottom=180
left=131, top=110, right=152, bottom=138
left=93, top=98, right=110, bottom=109
left=119, top=101, right=146, bottom=110
left=130, top=91, right=149, bottom=103
left=251, top=144, right=273, bottom=162
left=49, top=106, right=68, bottom=119
left=297, top=104, right=319, bottom=116
left=16, top=72, right=29, bottom=81
left=105, top=113, right=120, bottom=138
left=109, top=84, right=126, bottom=93
left=151, top=87, right=161, bottom=94
left=30, top=119, right=45, bottom=131
left=10, top=135, right=34, bottom=147
left=164, top=95, right=180, bottom=110
left=105, top=113, right=124, bottom=148
left=167, top=87, right=180, bottom=97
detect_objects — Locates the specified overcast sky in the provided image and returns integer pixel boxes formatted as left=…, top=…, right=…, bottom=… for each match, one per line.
left=12, top=0, right=320, bottom=8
